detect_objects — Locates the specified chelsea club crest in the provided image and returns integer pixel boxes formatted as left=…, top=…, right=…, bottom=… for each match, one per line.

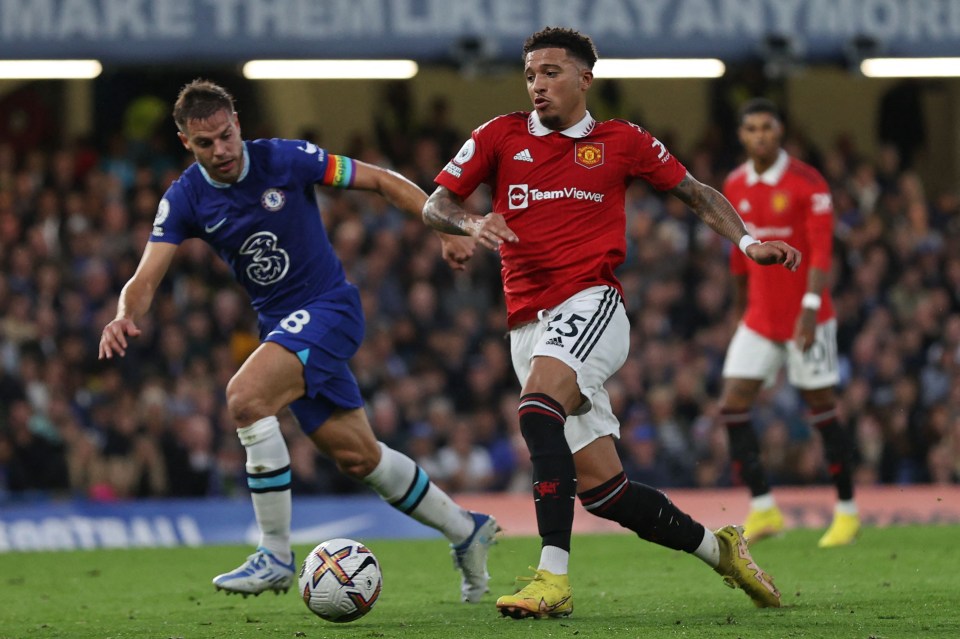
left=261, top=188, right=286, bottom=211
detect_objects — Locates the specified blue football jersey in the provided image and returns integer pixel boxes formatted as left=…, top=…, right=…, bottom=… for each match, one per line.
left=151, top=139, right=357, bottom=322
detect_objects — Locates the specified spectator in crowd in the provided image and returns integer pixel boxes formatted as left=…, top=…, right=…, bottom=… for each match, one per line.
left=0, top=64, right=959, bottom=533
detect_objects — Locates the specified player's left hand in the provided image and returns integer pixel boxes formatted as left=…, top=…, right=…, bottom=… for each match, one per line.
left=746, top=240, right=801, bottom=271
left=793, top=309, right=817, bottom=352
left=438, top=233, right=476, bottom=271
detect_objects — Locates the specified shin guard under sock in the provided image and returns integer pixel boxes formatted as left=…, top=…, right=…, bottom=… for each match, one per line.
left=810, top=407, right=854, bottom=501
left=519, top=393, right=575, bottom=552
left=721, top=409, right=770, bottom=497
left=579, top=472, right=705, bottom=552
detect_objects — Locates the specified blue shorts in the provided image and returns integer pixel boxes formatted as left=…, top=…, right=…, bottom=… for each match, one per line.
left=260, top=285, right=365, bottom=434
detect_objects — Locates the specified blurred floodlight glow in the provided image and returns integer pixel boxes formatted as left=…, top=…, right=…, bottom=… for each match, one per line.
left=243, top=60, right=419, bottom=79
left=0, top=60, right=102, bottom=79
left=860, top=57, right=960, bottom=77
left=594, top=59, right=725, bottom=78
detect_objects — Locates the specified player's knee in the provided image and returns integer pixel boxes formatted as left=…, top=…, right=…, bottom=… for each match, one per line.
left=226, top=377, right=269, bottom=426
left=333, top=446, right=379, bottom=480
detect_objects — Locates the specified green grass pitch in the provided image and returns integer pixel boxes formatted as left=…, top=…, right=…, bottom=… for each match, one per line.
left=1, top=525, right=957, bottom=638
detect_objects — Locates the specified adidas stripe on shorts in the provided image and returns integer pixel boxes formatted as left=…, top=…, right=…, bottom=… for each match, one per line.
left=509, top=285, right=629, bottom=453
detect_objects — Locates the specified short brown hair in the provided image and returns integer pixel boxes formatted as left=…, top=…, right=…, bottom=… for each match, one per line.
left=172, top=79, right=235, bottom=133
left=523, top=27, right=598, bottom=69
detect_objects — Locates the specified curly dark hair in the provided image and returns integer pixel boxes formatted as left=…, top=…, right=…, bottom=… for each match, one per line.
left=172, top=79, right=236, bottom=133
left=738, top=97, right=782, bottom=125
left=522, top=27, right=598, bottom=69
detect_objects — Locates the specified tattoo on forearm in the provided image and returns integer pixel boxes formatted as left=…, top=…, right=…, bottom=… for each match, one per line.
left=424, top=189, right=471, bottom=236
left=671, top=175, right=747, bottom=243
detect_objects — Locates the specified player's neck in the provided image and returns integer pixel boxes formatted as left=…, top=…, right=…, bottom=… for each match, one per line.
left=751, top=152, right=780, bottom=175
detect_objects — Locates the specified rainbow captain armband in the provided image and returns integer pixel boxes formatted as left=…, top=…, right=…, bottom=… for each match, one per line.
left=321, top=154, right=355, bottom=188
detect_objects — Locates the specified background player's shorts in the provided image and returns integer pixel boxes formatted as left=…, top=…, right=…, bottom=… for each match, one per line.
left=509, top=285, right=629, bottom=453
left=260, top=285, right=365, bottom=434
left=722, top=319, right=840, bottom=389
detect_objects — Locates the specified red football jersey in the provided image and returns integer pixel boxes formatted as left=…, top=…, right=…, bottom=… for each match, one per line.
left=435, top=111, right=686, bottom=328
left=723, top=150, right=835, bottom=341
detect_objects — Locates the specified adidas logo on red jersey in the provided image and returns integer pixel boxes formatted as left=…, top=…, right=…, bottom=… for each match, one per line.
left=513, top=148, right=533, bottom=162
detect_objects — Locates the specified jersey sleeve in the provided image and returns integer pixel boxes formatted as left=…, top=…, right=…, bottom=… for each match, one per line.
left=285, top=139, right=356, bottom=189
left=149, top=181, right=194, bottom=245
left=434, top=120, right=497, bottom=198
left=625, top=123, right=687, bottom=191
left=804, top=172, right=834, bottom=272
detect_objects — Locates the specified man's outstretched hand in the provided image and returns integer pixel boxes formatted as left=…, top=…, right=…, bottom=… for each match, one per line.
left=746, top=240, right=802, bottom=271
left=99, top=318, right=141, bottom=359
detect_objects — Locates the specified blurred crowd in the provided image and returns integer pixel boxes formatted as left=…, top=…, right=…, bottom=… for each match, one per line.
left=2, top=83, right=960, bottom=505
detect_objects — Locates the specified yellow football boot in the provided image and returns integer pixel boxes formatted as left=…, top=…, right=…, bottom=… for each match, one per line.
left=743, top=506, right=785, bottom=544
left=818, top=512, right=861, bottom=548
left=496, top=568, right=573, bottom=619
left=714, top=525, right=782, bottom=608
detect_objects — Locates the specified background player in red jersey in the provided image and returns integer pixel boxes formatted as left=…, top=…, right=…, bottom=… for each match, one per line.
left=423, top=27, right=800, bottom=619
left=719, top=98, right=860, bottom=548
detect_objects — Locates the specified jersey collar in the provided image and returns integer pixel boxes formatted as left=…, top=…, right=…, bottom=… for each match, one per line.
left=198, top=141, right=251, bottom=189
left=528, top=110, right=596, bottom=138
left=745, top=149, right=788, bottom=186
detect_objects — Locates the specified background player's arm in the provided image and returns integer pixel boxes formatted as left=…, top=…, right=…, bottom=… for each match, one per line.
left=423, top=186, right=518, bottom=250
left=670, top=172, right=801, bottom=270
left=795, top=266, right=828, bottom=351
left=99, top=241, right=178, bottom=359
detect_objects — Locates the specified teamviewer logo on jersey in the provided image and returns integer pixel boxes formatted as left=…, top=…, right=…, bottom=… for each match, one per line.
left=508, top=184, right=529, bottom=209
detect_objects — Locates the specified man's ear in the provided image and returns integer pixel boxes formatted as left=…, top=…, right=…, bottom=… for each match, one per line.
left=177, top=131, right=190, bottom=151
left=581, top=69, right=594, bottom=92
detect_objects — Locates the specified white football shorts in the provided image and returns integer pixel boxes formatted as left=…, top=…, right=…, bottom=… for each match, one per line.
left=509, top=285, right=629, bottom=453
left=722, top=319, right=840, bottom=389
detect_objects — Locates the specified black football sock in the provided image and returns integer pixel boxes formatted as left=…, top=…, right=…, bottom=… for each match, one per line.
left=810, top=406, right=854, bottom=501
left=578, top=472, right=705, bottom=552
left=721, top=409, right=770, bottom=497
left=519, top=393, right=575, bottom=552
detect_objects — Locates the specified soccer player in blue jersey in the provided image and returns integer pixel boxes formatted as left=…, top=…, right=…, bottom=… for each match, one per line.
left=98, top=80, right=497, bottom=602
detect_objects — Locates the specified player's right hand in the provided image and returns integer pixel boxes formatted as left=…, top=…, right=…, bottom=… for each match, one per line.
left=438, top=233, right=476, bottom=271
left=466, top=212, right=519, bottom=250
left=99, top=318, right=141, bottom=359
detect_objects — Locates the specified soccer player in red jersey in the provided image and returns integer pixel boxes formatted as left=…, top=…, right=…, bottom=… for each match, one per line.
left=423, top=27, right=799, bottom=618
left=718, top=98, right=860, bottom=548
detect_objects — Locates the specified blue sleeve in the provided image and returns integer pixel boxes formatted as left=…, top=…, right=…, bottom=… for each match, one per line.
left=282, top=139, right=355, bottom=189
left=150, top=181, right=194, bottom=244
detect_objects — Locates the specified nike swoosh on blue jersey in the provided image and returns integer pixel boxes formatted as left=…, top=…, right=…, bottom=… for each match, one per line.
left=205, top=218, right=227, bottom=233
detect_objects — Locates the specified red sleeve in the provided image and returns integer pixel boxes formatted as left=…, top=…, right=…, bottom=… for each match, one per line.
left=626, top=123, right=687, bottom=191
left=434, top=119, right=498, bottom=198
left=804, top=174, right=834, bottom=272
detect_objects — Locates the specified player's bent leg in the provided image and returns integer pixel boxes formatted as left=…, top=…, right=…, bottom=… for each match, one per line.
left=215, top=343, right=305, bottom=595
left=313, top=410, right=499, bottom=603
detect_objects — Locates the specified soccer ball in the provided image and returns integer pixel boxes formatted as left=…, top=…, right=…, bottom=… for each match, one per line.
left=299, top=538, right=382, bottom=623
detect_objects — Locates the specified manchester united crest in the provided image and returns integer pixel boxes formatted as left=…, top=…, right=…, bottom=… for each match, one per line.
left=575, top=143, right=604, bottom=169
left=771, top=191, right=790, bottom=214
